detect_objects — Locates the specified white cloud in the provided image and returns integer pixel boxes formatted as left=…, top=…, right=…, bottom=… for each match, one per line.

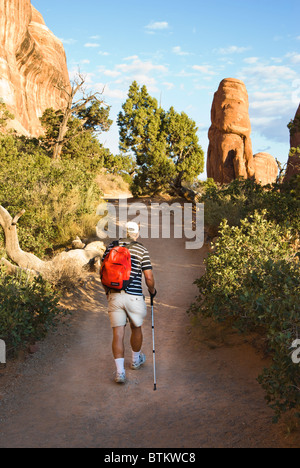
left=68, top=68, right=95, bottom=84
left=94, top=57, right=169, bottom=98
left=162, top=82, right=175, bottom=90
left=247, top=87, right=296, bottom=144
left=251, top=98, right=293, bottom=116
left=192, top=65, right=216, bottom=76
left=172, top=46, right=191, bottom=56
left=116, top=58, right=168, bottom=75
left=132, top=75, right=159, bottom=91
left=59, top=38, right=77, bottom=45
left=123, top=55, right=139, bottom=61
left=177, top=69, right=194, bottom=77
left=251, top=114, right=291, bottom=144
left=98, top=51, right=110, bottom=56
left=95, top=83, right=127, bottom=101
left=84, top=43, right=100, bottom=48
left=286, top=52, right=300, bottom=64
left=240, top=65, right=297, bottom=85
left=145, top=21, right=169, bottom=31
left=97, top=67, right=121, bottom=78
left=270, top=57, right=283, bottom=64
left=243, top=57, right=259, bottom=64
left=216, top=45, right=250, bottom=55
left=252, top=91, right=286, bottom=101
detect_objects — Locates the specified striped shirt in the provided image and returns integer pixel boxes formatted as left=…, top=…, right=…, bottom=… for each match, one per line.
left=102, top=239, right=152, bottom=296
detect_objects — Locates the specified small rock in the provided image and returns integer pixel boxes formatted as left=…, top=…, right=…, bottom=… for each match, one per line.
left=28, top=343, right=39, bottom=354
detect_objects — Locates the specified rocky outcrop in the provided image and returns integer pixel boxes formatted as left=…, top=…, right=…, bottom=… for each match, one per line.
left=207, top=78, right=255, bottom=184
left=0, top=0, right=70, bottom=137
left=253, top=152, right=278, bottom=185
left=207, top=78, right=278, bottom=186
left=285, top=104, right=300, bottom=182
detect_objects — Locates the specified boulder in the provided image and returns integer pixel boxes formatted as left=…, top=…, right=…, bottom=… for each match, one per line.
left=253, top=152, right=278, bottom=185
left=0, top=0, right=70, bottom=137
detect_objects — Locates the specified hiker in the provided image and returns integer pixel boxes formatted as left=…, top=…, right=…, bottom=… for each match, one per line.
left=101, top=221, right=156, bottom=384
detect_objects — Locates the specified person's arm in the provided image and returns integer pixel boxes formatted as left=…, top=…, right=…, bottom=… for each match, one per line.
left=143, top=269, right=156, bottom=296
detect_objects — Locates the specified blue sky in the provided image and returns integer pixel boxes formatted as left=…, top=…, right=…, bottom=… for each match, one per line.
left=32, top=0, right=300, bottom=177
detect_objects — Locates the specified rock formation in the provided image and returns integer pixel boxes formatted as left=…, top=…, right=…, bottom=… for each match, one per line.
left=207, top=78, right=278, bottom=186
left=253, top=152, right=278, bottom=186
left=0, top=0, right=70, bottom=137
left=207, top=78, right=255, bottom=184
left=284, top=104, right=300, bottom=182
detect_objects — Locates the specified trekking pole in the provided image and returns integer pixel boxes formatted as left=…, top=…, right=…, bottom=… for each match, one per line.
left=151, top=290, right=157, bottom=391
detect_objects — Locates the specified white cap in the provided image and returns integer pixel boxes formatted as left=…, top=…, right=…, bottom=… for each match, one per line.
left=125, top=221, right=140, bottom=234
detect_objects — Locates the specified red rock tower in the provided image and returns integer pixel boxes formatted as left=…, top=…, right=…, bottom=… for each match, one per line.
left=284, top=104, right=300, bottom=182
left=207, top=78, right=278, bottom=185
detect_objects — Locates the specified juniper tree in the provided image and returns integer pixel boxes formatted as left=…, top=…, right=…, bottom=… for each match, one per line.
left=40, top=73, right=112, bottom=160
left=117, top=81, right=204, bottom=196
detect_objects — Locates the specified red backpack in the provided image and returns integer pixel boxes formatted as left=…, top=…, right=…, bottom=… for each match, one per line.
left=100, top=241, right=137, bottom=291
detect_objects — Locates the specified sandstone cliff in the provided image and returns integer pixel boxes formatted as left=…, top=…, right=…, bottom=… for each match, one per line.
left=284, top=104, right=300, bottom=182
left=207, top=78, right=278, bottom=186
left=0, top=0, right=70, bottom=137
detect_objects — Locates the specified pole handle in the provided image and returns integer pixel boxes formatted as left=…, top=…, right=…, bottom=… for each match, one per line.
left=150, top=289, right=157, bottom=306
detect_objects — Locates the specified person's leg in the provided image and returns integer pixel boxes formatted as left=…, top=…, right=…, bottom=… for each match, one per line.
left=130, top=323, right=146, bottom=369
left=130, top=323, right=143, bottom=352
left=112, top=326, right=125, bottom=359
left=112, top=326, right=126, bottom=383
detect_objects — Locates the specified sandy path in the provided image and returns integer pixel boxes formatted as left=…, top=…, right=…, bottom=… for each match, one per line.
left=0, top=201, right=299, bottom=448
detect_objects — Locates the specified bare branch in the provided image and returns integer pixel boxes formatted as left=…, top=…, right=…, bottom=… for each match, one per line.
left=1, top=258, right=38, bottom=277
left=12, top=209, right=26, bottom=226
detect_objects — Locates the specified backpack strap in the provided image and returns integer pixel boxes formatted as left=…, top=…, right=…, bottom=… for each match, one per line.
left=127, top=240, right=138, bottom=250
left=117, top=240, right=138, bottom=250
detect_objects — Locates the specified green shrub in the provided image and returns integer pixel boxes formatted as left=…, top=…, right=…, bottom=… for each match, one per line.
left=200, top=177, right=300, bottom=237
left=0, top=135, right=103, bottom=256
left=0, top=268, right=62, bottom=353
left=189, top=211, right=300, bottom=421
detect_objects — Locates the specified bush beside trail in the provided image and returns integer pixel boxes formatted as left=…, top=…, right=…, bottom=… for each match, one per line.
left=0, top=135, right=106, bottom=258
left=0, top=268, right=62, bottom=356
left=198, top=177, right=300, bottom=238
left=190, top=178, right=300, bottom=421
left=0, top=132, right=129, bottom=357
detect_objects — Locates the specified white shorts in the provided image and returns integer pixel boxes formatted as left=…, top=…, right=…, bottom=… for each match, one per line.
left=107, top=291, right=147, bottom=328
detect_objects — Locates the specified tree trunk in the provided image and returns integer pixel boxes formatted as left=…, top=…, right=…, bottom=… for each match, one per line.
left=52, top=94, right=73, bottom=160
left=0, top=206, right=106, bottom=281
left=0, top=206, right=45, bottom=273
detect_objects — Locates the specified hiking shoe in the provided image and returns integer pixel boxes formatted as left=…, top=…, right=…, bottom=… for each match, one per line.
left=131, top=353, right=146, bottom=370
left=115, top=372, right=126, bottom=384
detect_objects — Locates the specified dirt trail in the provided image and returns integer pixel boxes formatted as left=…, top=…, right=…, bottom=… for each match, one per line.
left=0, top=201, right=299, bottom=448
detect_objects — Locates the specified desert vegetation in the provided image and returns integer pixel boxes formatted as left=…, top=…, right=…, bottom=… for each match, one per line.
left=0, top=79, right=300, bottom=426
left=189, top=175, right=300, bottom=422
left=0, top=79, right=205, bottom=356
left=118, top=81, right=205, bottom=197
left=0, top=92, right=130, bottom=355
